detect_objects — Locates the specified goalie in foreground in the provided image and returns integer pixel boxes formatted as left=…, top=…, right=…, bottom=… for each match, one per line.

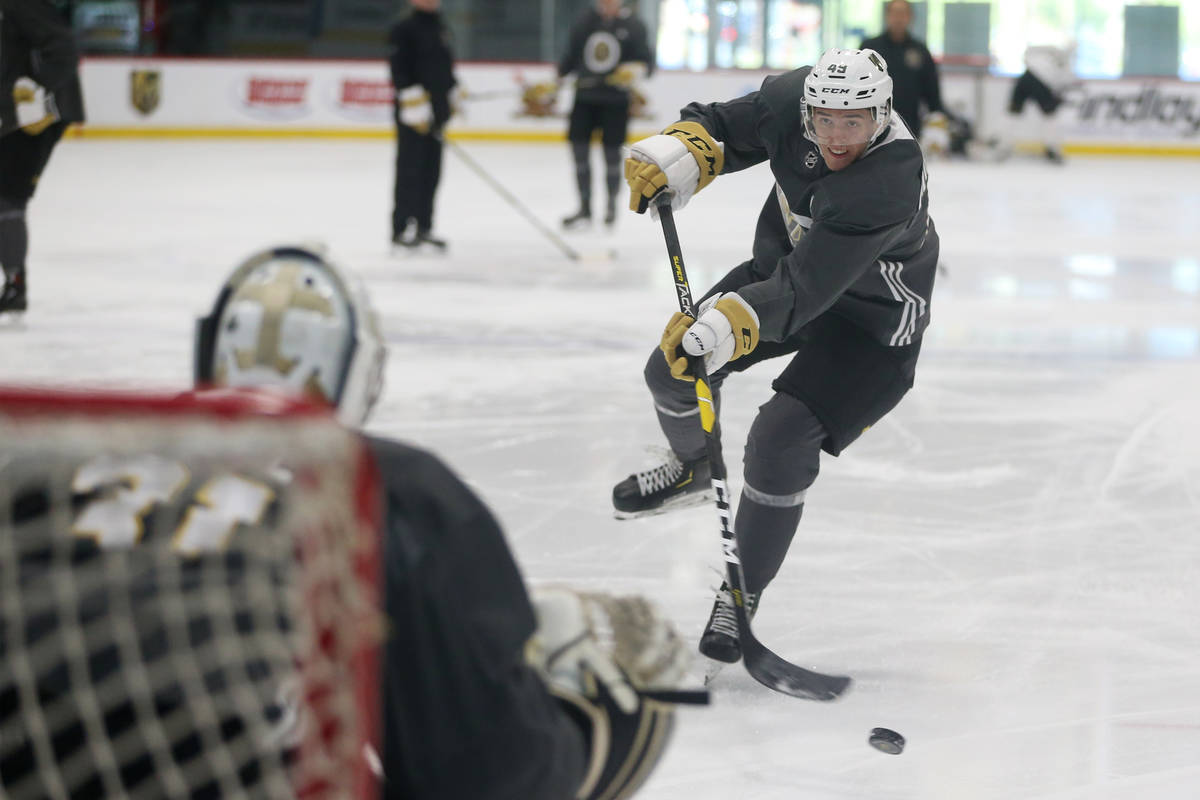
left=192, top=244, right=701, bottom=798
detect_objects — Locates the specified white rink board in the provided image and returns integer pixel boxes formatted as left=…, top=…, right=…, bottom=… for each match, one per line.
left=79, top=57, right=1200, bottom=152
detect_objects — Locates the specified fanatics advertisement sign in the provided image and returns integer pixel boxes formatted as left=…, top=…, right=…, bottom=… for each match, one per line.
left=76, top=58, right=1200, bottom=153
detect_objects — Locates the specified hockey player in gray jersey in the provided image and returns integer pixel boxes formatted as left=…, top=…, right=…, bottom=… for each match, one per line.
left=614, top=48, right=939, bottom=664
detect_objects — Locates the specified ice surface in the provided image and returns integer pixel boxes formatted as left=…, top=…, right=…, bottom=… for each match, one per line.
left=5, top=138, right=1200, bottom=799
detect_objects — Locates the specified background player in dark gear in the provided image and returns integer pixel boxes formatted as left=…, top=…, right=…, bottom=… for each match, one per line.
left=0, top=0, right=85, bottom=314
left=388, top=0, right=456, bottom=250
left=558, top=0, right=653, bottom=230
left=195, top=244, right=700, bottom=799
left=619, top=49, right=938, bottom=666
left=860, top=0, right=943, bottom=139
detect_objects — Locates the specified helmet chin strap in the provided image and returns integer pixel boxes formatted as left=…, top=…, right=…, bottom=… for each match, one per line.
left=866, top=102, right=893, bottom=147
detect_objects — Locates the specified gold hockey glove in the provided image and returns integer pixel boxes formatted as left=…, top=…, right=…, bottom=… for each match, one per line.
left=625, top=120, right=724, bottom=214
left=679, top=292, right=761, bottom=374
left=519, top=81, right=559, bottom=118
left=605, top=61, right=647, bottom=90
left=13, top=81, right=57, bottom=136
left=659, top=311, right=697, bottom=382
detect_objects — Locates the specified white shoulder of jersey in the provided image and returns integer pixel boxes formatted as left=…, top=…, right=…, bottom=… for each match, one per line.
left=866, top=117, right=916, bottom=156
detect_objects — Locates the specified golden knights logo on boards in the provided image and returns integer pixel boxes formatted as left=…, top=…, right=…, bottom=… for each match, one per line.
left=130, top=70, right=161, bottom=116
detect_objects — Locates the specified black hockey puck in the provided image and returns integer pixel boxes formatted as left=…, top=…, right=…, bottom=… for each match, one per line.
left=868, top=727, right=905, bottom=754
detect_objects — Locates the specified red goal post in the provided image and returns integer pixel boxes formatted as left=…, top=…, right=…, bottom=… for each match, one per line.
left=0, top=387, right=382, bottom=800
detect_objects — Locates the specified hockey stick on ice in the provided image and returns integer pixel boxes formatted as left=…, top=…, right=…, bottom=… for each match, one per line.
left=655, top=197, right=852, bottom=701
left=444, top=138, right=616, bottom=264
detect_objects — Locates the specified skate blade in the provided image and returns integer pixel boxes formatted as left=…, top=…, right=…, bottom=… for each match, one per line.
left=703, top=660, right=729, bottom=686
left=391, top=241, right=447, bottom=255
left=612, top=489, right=714, bottom=520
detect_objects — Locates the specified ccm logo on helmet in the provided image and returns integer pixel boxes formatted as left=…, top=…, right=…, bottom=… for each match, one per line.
left=820, top=87, right=851, bottom=94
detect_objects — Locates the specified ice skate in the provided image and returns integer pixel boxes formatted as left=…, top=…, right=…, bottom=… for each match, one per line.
left=698, top=581, right=758, bottom=665
left=392, top=228, right=447, bottom=254
left=0, top=275, right=27, bottom=315
left=612, top=452, right=711, bottom=519
left=411, top=230, right=448, bottom=251
left=561, top=209, right=592, bottom=231
left=604, top=200, right=617, bottom=228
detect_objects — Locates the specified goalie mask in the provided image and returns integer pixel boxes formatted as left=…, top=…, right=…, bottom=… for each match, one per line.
left=194, top=245, right=386, bottom=427
left=802, top=48, right=893, bottom=147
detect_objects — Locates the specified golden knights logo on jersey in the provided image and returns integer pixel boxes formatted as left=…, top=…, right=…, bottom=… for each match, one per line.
left=130, top=69, right=161, bottom=116
left=583, top=30, right=622, bottom=73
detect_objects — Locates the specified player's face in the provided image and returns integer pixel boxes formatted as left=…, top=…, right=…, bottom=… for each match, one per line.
left=810, top=108, right=874, bottom=170
left=597, top=0, right=622, bottom=19
left=886, top=1, right=912, bottom=39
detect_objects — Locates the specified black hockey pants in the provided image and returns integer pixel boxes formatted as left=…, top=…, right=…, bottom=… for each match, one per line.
left=392, top=122, right=443, bottom=238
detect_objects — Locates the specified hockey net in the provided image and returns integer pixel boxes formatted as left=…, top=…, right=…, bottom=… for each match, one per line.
left=0, top=388, right=381, bottom=799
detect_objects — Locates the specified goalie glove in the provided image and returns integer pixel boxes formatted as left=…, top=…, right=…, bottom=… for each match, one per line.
left=661, top=293, right=760, bottom=380
left=13, top=78, right=58, bottom=136
left=625, top=120, right=724, bottom=215
left=530, top=588, right=695, bottom=800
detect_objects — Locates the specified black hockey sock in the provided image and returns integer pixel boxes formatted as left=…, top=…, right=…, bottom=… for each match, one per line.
left=603, top=145, right=622, bottom=208
left=736, top=392, right=826, bottom=593
left=570, top=140, right=591, bottom=213
left=0, top=202, right=28, bottom=281
left=735, top=496, right=804, bottom=595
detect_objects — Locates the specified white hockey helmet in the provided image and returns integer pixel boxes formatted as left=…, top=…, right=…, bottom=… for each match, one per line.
left=802, top=48, right=894, bottom=146
left=194, top=244, right=386, bottom=427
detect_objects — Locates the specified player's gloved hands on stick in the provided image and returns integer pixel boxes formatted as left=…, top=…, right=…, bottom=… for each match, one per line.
left=520, top=81, right=559, bottom=118
left=13, top=78, right=57, bottom=136
left=661, top=293, right=760, bottom=380
left=660, top=312, right=696, bottom=382
left=605, top=61, right=647, bottom=90
left=625, top=120, right=724, bottom=215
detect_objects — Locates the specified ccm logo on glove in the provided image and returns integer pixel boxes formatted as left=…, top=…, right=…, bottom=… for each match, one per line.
left=661, top=293, right=760, bottom=380
left=624, top=120, right=725, bottom=215
left=661, top=122, right=720, bottom=181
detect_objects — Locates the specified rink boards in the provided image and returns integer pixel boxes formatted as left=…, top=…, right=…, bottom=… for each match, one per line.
left=72, top=57, right=1200, bottom=156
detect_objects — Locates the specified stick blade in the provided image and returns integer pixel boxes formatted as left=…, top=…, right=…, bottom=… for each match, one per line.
left=739, top=627, right=852, bottom=701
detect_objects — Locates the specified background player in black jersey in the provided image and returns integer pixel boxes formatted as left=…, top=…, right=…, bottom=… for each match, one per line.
left=388, top=0, right=456, bottom=250
left=860, top=0, right=943, bottom=139
left=0, top=0, right=85, bottom=314
left=193, top=244, right=698, bottom=799
left=617, top=48, right=939, bottom=667
left=557, top=0, right=653, bottom=230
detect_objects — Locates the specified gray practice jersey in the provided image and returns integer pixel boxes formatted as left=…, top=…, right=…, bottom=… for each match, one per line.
left=681, top=66, right=937, bottom=347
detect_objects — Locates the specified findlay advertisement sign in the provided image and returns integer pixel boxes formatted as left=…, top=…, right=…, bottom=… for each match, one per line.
left=1060, top=81, right=1200, bottom=140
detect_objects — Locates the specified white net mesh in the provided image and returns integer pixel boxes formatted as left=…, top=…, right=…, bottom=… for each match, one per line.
left=0, top=391, right=380, bottom=800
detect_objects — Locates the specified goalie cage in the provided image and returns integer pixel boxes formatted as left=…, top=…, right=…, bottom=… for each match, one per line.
left=0, top=387, right=382, bottom=800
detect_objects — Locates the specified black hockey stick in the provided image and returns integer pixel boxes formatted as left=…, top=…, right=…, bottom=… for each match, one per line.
left=444, top=138, right=615, bottom=264
left=655, top=198, right=851, bottom=701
